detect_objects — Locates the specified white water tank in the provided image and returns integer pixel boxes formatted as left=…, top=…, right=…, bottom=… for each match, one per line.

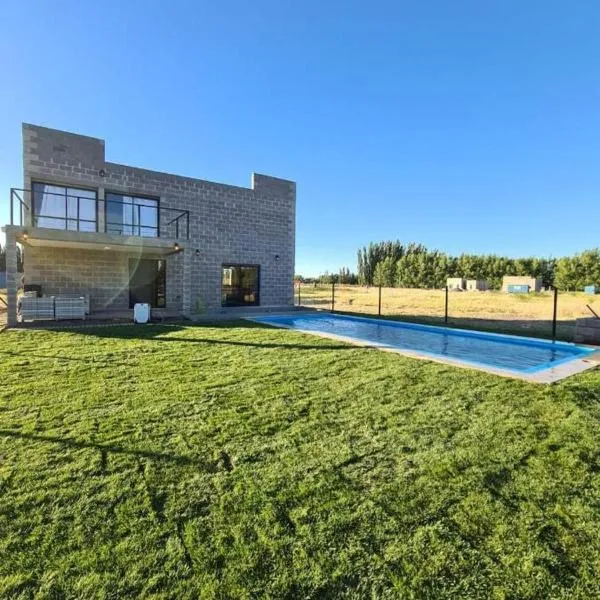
left=134, top=303, right=150, bottom=324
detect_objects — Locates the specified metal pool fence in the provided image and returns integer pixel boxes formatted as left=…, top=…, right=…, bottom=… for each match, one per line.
left=294, top=283, right=599, bottom=342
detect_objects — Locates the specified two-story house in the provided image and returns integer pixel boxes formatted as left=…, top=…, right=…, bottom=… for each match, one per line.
left=2, top=124, right=296, bottom=326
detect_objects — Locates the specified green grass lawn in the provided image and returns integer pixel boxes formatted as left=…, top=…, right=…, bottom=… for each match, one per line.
left=1, top=322, right=599, bottom=599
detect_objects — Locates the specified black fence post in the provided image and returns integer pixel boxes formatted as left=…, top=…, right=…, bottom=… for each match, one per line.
left=552, top=287, right=558, bottom=341
left=445, top=286, right=449, bottom=324
left=297, top=281, right=301, bottom=306
left=331, top=281, right=335, bottom=312
left=378, top=285, right=382, bottom=316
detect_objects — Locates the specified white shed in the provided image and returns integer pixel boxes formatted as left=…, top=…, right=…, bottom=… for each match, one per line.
left=446, top=277, right=466, bottom=291
left=466, top=279, right=488, bottom=291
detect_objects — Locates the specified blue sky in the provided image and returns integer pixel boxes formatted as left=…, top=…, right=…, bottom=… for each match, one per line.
left=1, top=1, right=599, bottom=276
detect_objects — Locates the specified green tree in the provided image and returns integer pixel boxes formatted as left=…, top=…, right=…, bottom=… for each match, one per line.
left=555, top=249, right=600, bottom=290
left=338, top=267, right=357, bottom=284
left=373, top=257, right=396, bottom=287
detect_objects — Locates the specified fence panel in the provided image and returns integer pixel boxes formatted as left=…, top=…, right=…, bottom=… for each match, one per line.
left=295, top=283, right=333, bottom=310
left=380, top=287, right=447, bottom=323
left=443, top=289, right=600, bottom=341
left=331, top=285, right=379, bottom=315
left=295, top=282, right=600, bottom=342
left=444, top=289, right=553, bottom=338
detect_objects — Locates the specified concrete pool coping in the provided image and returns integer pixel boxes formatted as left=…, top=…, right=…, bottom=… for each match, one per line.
left=246, top=313, right=600, bottom=384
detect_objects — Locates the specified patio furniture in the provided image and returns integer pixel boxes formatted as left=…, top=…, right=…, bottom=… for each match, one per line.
left=18, top=296, right=55, bottom=322
left=54, top=297, right=86, bottom=320
left=59, top=293, right=90, bottom=315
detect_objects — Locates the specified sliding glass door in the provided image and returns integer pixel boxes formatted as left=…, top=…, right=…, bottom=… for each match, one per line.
left=129, top=259, right=166, bottom=308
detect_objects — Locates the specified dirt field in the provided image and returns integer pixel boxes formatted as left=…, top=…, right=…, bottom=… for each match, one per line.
left=296, top=284, right=600, bottom=341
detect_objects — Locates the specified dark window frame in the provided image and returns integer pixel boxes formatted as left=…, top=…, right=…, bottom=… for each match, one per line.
left=221, top=263, right=261, bottom=307
left=31, top=180, right=99, bottom=232
left=105, top=190, right=161, bottom=237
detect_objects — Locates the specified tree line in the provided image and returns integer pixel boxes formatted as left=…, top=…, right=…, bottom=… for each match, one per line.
left=305, top=241, right=600, bottom=290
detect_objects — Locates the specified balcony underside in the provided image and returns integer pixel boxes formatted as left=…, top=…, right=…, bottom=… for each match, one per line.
left=6, top=225, right=183, bottom=256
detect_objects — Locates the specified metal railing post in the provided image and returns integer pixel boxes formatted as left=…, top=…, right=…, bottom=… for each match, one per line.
left=331, top=281, right=335, bottom=312
left=585, top=304, right=599, bottom=319
left=552, top=288, right=558, bottom=341
left=445, top=286, right=449, bottom=324
left=298, top=281, right=301, bottom=306
left=378, top=285, right=382, bottom=316
left=10, top=188, right=14, bottom=224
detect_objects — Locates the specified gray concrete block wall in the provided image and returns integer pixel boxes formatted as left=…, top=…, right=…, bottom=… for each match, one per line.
left=502, top=276, right=543, bottom=293
left=22, top=123, right=107, bottom=227
left=4, top=228, right=18, bottom=327
left=574, top=318, right=600, bottom=345
left=24, top=247, right=183, bottom=312
left=19, top=124, right=295, bottom=313
left=25, top=247, right=130, bottom=311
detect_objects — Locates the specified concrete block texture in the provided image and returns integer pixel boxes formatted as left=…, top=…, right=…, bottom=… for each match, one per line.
left=502, top=276, right=542, bottom=293
left=19, top=124, right=295, bottom=312
left=4, top=228, right=18, bottom=326
left=24, top=246, right=183, bottom=312
left=574, top=318, right=600, bottom=344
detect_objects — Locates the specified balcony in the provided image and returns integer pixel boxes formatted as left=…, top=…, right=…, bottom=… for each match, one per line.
left=9, top=187, right=190, bottom=240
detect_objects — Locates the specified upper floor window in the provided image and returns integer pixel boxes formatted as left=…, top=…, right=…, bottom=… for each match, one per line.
left=32, top=182, right=97, bottom=232
left=105, top=193, right=159, bottom=237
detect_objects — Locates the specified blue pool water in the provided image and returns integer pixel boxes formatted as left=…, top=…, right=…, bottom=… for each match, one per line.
left=250, top=313, right=594, bottom=374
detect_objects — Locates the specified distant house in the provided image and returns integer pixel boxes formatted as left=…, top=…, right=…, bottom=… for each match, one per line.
left=446, top=277, right=465, bottom=291
left=466, top=279, right=488, bottom=291
left=502, top=276, right=542, bottom=293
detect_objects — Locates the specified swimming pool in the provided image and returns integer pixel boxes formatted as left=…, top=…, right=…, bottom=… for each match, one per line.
left=248, top=313, right=597, bottom=382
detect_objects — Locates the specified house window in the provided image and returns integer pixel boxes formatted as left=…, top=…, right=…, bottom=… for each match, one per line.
left=106, top=193, right=159, bottom=237
left=221, top=265, right=260, bottom=307
left=32, top=182, right=97, bottom=232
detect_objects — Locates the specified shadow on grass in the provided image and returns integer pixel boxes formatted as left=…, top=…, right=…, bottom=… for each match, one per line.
left=20, top=320, right=359, bottom=351
left=0, top=350, right=99, bottom=362
left=0, top=428, right=203, bottom=467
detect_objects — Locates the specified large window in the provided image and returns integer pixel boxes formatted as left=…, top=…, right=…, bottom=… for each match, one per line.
left=106, top=193, right=159, bottom=237
left=32, top=182, right=97, bottom=232
left=221, top=265, right=260, bottom=307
